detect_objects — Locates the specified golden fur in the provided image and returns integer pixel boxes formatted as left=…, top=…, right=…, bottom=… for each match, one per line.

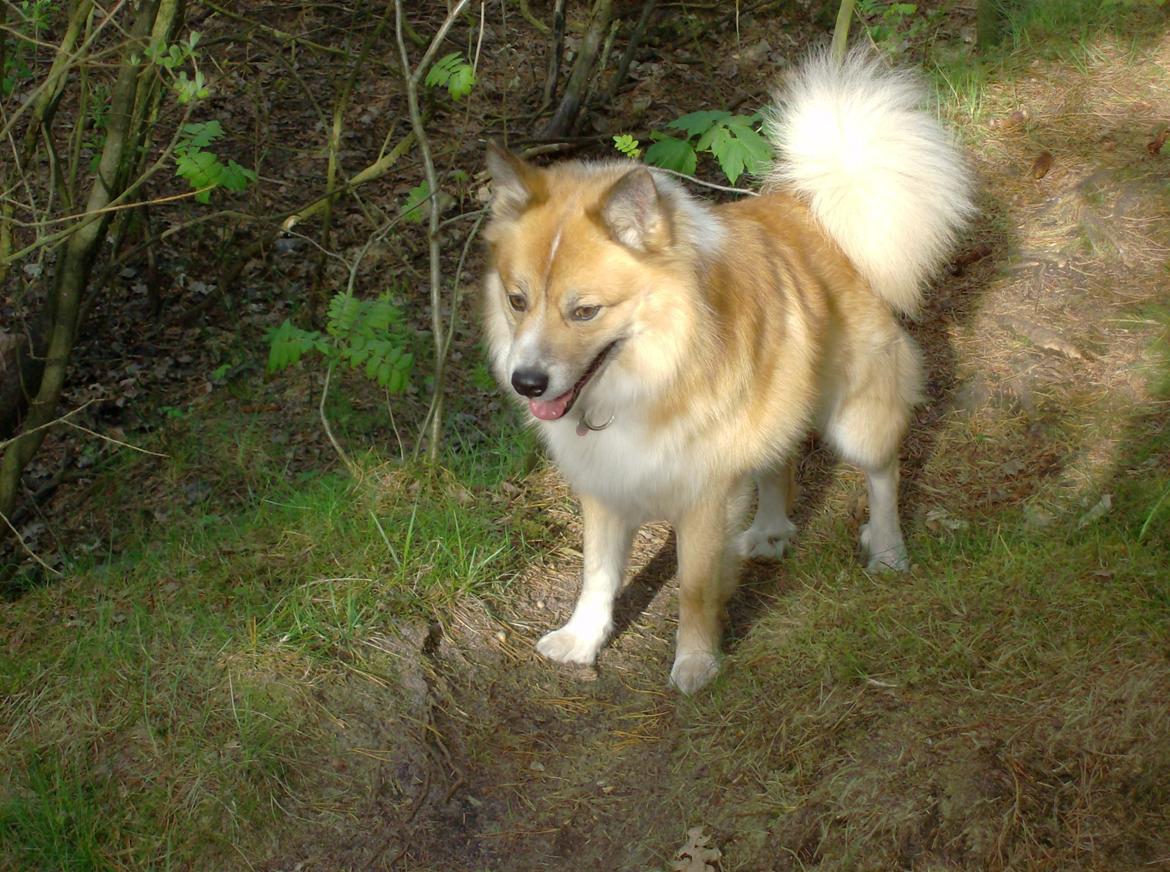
left=481, top=52, right=972, bottom=692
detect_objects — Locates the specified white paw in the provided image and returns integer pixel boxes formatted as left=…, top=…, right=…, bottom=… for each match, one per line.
left=669, top=652, right=720, bottom=695
left=536, top=626, right=606, bottom=665
left=860, top=524, right=909, bottom=572
left=736, top=519, right=796, bottom=561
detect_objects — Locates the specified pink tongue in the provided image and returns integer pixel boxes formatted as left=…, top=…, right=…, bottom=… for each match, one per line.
left=529, top=390, right=574, bottom=421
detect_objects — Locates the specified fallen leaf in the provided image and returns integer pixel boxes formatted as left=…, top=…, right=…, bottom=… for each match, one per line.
left=1147, top=127, right=1168, bottom=156
left=949, top=243, right=993, bottom=274
left=925, top=506, right=970, bottom=532
left=989, top=108, right=1029, bottom=130
left=998, top=315, right=1088, bottom=360
left=1030, top=150, right=1054, bottom=179
left=1077, top=494, right=1113, bottom=528
left=671, top=827, right=722, bottom=872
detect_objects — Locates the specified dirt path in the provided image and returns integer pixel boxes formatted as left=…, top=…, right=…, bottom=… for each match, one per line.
left=257, top=19, right=1170, bottom=872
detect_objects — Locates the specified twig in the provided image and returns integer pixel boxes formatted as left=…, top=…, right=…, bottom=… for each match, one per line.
left=319, top=363, right=355, bottom=476
left=416, top=212, right=486, bottom=456
left=831, top=0, right=857, bottom=64
left=282, top=131, right=417, bottom=232
left=607, top=0, right=658, bottom=101
left=541, top=0, right=568, bottom=112
left=0, top=508, right=62, bottom=577
left=0, top=398, right=102, bottom=453
left=59, top=420, right=169, bottom=458
left=315, top=200, right=411, bottom=477
left=395, top=0, right=471, bottom=463
left=201, top=1, right=354, bottom=57
left=542, top=0, right=614, bottom=138
left=653, top=166, right=757, bottom=197
left=517, top=0, right=550, bottom=34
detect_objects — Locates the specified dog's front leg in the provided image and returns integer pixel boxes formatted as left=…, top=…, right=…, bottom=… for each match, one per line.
left=671, top=485, right=740, bottom=694
left=537, top=494, right=636, bottom=666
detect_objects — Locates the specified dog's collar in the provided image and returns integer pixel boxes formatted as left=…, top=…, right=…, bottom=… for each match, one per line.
left=576, top=410, right=615, bottom=436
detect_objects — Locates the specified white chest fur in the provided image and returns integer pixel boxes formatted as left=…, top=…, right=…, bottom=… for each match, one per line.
left=538, top=413, right=705, bottom=523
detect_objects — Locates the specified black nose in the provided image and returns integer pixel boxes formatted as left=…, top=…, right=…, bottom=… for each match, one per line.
left=511, top=367, right=549, bottom=397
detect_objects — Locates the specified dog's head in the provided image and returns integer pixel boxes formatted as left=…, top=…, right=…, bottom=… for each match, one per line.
left=481, top=144, right=709, bottom=425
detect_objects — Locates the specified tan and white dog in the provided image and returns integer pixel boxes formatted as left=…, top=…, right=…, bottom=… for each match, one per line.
left=481, top=51, right=973, bottom=693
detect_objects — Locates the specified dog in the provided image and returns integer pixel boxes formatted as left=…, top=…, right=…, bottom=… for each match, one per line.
left=481, top=51, right=974, bottom=693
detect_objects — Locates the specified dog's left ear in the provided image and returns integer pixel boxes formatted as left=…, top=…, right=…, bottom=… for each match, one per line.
left=599, top=167, right=671, bottom=252
left=485, top=142, right=545, bottom=221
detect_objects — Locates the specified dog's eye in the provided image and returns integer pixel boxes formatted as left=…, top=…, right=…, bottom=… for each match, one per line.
left=571, top=304, right=600, bottom=322
left=507, top=293, right=527, bottom=312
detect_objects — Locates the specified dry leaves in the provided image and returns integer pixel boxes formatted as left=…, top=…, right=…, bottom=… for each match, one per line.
left=670, top=827, right=721, bottom=872
left=997, top=315, right=1088, bottom=360
left=1029, top=150, right=1054, bottom=179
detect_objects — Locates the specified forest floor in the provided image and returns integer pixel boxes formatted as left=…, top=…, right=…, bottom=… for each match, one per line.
left=3, top=2, right=1170, bottom=870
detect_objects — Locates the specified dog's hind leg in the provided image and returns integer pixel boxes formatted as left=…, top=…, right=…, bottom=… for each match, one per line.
left=671, top=483, right=743, bottom=694
left=824, top=328, right=922, bottom=572
left=736, top=460, right=797, bottom=561
left=537, top=494, right=636, bottom=666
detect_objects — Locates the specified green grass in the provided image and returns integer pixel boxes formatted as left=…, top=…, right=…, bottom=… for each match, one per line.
left=679, top=506, right=1170, bottom=867
left=904, top=0, right=1170, bottom=125
left=0, top=395, right=544, bottom=869
left=670, top=316, right=1170, bottom=869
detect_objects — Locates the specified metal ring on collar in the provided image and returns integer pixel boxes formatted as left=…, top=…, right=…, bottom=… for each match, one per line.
left=580, top=411, right=615, bottom=432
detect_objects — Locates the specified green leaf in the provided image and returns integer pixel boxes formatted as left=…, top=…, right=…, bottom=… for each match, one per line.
left=722, top=120, right=771, bottom=174
left=425, top=52, right=475, bottom=100
left=176, top=150, right=221, bottom=203
left=180, top=120, right=224, bottom=150
left=612, top=134, right=642, bottom=160
left=710, top=129, right=750, bottom=184
left=220, top=160, right=257, bottom=192
left=690, top=117, right=770, bottom=184
left=327, top=294, right=361, bottom=336
left=644, top=137, right=697, bottom=175
left=425, top=52, right=462, bottom=88
left=173, top=70, right=209, bottom=104
left=447, top=64, right=475, bottom=100
left=266, top=320, right=323, bottom=372
left=400, top=180, right=431, bottom=224
left=667, top=110, right=730, bottom=139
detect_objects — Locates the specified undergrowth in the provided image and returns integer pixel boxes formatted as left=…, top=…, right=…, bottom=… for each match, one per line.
left=0, top=396, right=543, bottom=868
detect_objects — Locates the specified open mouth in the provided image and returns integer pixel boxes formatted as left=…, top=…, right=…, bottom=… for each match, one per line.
left=527, top=341, right=619, bottom=422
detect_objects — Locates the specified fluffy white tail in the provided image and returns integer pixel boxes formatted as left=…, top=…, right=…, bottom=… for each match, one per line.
left=765, top=50, right=974, bottom=315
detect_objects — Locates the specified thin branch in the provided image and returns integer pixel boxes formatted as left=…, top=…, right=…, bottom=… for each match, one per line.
left=394, top=0, right=471, bottom=463
left=59, top=420, right=169, bottom=458
left=608, top=0, right=657, bottom=101
left=0, top=398, right=103, bottom=453
left=517, top=0, right=550, bottom=34
left=831, top=0, right=857, bottom=64
left=200, top=1, right=355, bottom=57
left=0, top=508, right=62, bottom=577
left=416, top=212, right=486, bottom=459
left=653, top=167, right=758, bottom=197
left=319, top=363, right=355, bottom=476
left=541, top=0, right=568, bottom=111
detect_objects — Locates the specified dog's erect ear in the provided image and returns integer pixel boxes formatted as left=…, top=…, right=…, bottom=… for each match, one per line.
left=485, top=142, right=544, bottom=221
left=599, top=167, right=671, bottom=252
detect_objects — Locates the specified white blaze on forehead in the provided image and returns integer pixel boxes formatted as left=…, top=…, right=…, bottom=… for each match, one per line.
left=543, top=225, right=562, bottom=285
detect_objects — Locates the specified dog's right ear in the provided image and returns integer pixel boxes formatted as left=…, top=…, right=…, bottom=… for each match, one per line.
left=485, top=142, right=544, bottom=221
